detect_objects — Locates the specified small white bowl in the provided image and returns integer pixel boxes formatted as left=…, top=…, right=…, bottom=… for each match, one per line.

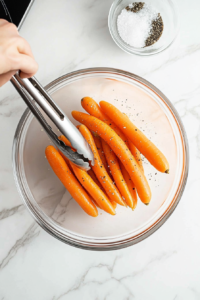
left=108, top=0, right=180, bottom=55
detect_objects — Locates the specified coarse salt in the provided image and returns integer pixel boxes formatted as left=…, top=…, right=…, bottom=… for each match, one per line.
left=117, top=3, right=159, bottom=48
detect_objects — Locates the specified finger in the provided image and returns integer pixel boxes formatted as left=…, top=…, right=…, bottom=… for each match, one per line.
left=16, top=37, right=34, bottom=58
left=15, top=53, right=38, bottom=77
left=0, top=20, right=18, bottom=32
left=0, top=70, right=16, bottom=87
left=20, top=70, right=38, bottom=78
left=0, top=19, right=10, bottom=26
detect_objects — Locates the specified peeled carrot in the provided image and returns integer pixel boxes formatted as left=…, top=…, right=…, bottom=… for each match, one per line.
left=110, top=200, right=117, bottom=209
left=68, top=161, right=116, bottom=215
left=58, top=135, right=76, bottom=151
left=78, top=124, right=126, bottom=206
left=120, top=162, right=137, bottom=210
left=58, top=142, right=101, bottom=210
left=101, top=139, right=134, bottom=209
left=81, top=97, right=128, bottom=145
left=88, top=169, right=99, bottom=185
left=58, top=135, right=72, bottom=147
left=128, top=140, right=144, bottom=172
left=92, top=133, right=110, bottom=175
left=58, top=135, right=77, bottom=174
left=72, top=112, right=151, bottom=204
left=59, top=134, right=117, bottom=209
left=87, top=169, right=117, bottom=209
left=100, top=101, right=169, bottom=173
left=81, top=98, right=144, bottom=173
left=58, top=150, right=75, bottom=175
left=86, top=170, right=103, bottom=209
left=45, top=145, right=98, bottom=217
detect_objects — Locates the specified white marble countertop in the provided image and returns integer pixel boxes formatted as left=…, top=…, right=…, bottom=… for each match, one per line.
left=0, top=0, right=200, bottom=299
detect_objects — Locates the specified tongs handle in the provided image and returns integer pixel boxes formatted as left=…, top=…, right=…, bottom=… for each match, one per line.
left=11, top=74, right=59, bottom=142
left=29, top=77, right=64, bottom=120
left=10, top=74, right=93, bottom=170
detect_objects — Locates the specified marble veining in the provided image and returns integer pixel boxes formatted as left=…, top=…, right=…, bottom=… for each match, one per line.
left=0, top=223, right=40, bottom=270
left=0, top=0, right=200, bottom=299
left=0, top=204, right=24, bottom=221
left=54, top=251, right=177, bottom=300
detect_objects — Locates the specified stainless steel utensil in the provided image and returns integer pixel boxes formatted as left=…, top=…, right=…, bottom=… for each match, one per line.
left=10, top=74, right=94, bottom=170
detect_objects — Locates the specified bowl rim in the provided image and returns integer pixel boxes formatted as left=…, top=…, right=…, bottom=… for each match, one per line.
left=12, top=67, right=189, bottom=251
left=108, top=0, right=180, bottom=56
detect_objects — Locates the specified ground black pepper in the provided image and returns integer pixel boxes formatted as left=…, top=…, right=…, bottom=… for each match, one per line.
left=145, top=14, right=164, bottom=47
left=126, top=2, right=144, bottom=12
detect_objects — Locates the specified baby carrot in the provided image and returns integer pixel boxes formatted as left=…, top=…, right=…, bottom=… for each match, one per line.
left=120, top=162, right=137, bottom=210
left=58, top=150, right=75, bottom=175
left=128, top=140, right=144, bottom=173
left=100, top=101, right=169, bottom=173
left=72, top=112, right=151, bottom=204
left=87, top=170, right=103, bottom=209
left=81, top=97, right=128, bottom=145
left=45, top=145, right=98, bottom=217
left=59, top=134, right=117, bottom=209
left=68, top=161, right=116, bottom=215
left=58, top=141, right=101, bottom=210
left=88, top=169, right=99, bottom=185
left=58, top=135, right=76, bottom=151
left=101, top=139, right=134, bottom=209
left=87, top=168, right=117, bottom=209
left=92, top=133, right=110, bottom=175
left=120, top=114, right=144, bottom=172
left=58, top=135, right=77, bottom=174
left=110, top=200, right=117, bottom=209
left=82, top=98, right=144, bottom=172
left=78, top=124, right=126, bottom=206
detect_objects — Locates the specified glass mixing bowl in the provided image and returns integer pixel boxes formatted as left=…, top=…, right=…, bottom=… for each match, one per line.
left=108, top=0, right=180, bottom=55
left=13, top=68, right=188, bottom=250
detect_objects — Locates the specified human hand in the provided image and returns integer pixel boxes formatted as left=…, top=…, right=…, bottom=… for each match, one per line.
left=0, top=19, right=38, bottom=87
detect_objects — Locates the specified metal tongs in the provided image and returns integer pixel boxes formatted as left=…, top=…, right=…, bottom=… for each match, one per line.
left=10, top=73, right=94, bottom=170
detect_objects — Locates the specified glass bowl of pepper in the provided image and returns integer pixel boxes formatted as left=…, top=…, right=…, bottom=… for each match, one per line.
left=108, top=0, right=180, bottom=55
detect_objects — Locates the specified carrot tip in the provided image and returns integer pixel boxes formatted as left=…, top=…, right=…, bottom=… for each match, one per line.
left=144, top=203, right=150, bottom=206
left=165, top=169, right=170, bottom=174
